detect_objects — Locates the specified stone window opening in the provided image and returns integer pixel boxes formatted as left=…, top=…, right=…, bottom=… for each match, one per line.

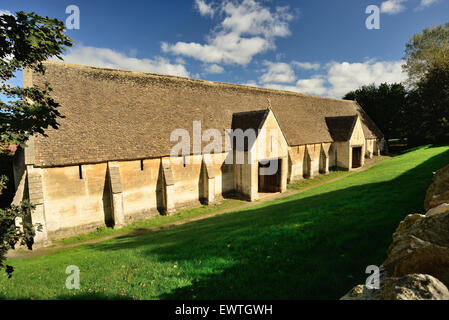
left=78, top=165, right=83, bottom=179
left=140, top=159, right=144, bottom=171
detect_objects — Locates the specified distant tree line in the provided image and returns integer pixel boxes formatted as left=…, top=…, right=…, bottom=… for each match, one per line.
left=344, top=23, right=449, bottom=147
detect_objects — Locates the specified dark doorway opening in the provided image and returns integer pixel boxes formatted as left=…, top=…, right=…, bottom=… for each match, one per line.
left=0, top=154, right=15, bottom=208
left=352, top=146, right=362, bottom=168
left=303, top=151, right=311, bottom=179
left=102, top=167, right=114, bottom=227
left=258, top=159, right=281, bottom=193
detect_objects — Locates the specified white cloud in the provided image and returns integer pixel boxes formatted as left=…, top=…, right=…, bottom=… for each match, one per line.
left=175, top=57, right=186, bottom=65
left=259, top=61, right=295, bottom=84
left=220, top=1, right=292, bottom=38
left=249, top=60, right=406, bottom=98
left=0, top=9, right=13, bottom=16
left=294, top=77, right=328, bottom=95
left=243, top=80, right=258, bottom=87
left=325, top=60, right=406, bottom=97
left=162, top=35, right=268, bottom=65
left=381, top=0, right=407, bottom=14
left=264, top=76, right=327, bottom=96
left=162, top=0, right=294, bottom=65
left=416, top=0, right=440, bottom=10
left=60, top=45, right=189, bottom=77
left=195, top=0, right=215, bottom=17
left=203, top=63, right=224, bottom=74
left=291, top=61, right=321, bottom=70
left=420, top=0, right=440, bottom=6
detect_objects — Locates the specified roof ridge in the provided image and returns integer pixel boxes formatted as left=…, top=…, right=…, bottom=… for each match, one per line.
left=44, top=60, right=351, bottom=103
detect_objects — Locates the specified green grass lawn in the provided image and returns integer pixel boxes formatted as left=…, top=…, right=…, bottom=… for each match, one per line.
left=288, top=170, right=350, bottom=191
left=1, top=145, right=448, bottom=300
left=53, top=198, right=246, bottom=246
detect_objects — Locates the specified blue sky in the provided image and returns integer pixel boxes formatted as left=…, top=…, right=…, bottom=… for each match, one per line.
left=1, top=0, right=448, bottom=98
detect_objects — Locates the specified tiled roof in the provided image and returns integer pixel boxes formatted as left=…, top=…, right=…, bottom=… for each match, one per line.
left=325, top=115, right=358, bottom=141
left=28, top=61, right=383, bottom=167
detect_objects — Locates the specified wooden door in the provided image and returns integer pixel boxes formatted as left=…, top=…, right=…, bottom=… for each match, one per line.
left=258, top=159, right=281, bottom=192
left=352, top=147, right=362, bottom=168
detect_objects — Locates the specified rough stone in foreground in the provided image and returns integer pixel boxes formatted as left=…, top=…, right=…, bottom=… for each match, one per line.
left=341, top=274, right=449, bottom=300
left=424, top=164, right=449, bottom=211
left=426, top=203, right=449, bottom=217
left=383, top=211, right=449, bottom=286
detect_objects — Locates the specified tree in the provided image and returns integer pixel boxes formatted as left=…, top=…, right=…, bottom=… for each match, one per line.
left=0, top=11, right=72, bottom=277
left=343, top=83, right=407, bottom=142
left=404, top=64, right=449, bottom=145
left=403, top=23, right=449, bottom=87
left=343, top=23, right=449, bottom=147
left=400, top=23, right=449, bottom=145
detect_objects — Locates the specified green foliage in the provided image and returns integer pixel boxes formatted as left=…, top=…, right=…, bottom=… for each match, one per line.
left=403, top=23, right=449, bottom=87
left=0, top=11, right=72, bottom=148
left=0, top=175, right=7, bottom=194
left=344, top=23, right=449, bottom=146
left=0, top=145, right=447, bottom=299
left=404, top=64, right=449, bottom=145
left=0, top=11, right=72, bottom=277
left=343, top=83, right=407, bottom=141
left=0, top=201, right=40, bottom=278
left=0, top=84, right=63, bottom=147
left=0, top=11, right=72, bottom=81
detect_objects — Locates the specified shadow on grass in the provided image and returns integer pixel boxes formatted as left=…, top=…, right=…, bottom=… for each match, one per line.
left=82, top=147, right=449, bottom=300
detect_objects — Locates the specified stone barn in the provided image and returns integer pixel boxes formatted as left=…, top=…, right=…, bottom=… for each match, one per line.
left=3, top=61, right=384, bottom=245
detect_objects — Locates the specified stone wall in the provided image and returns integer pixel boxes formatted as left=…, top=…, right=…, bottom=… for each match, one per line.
left=365, top=139, right=375, bottom=159
left=233, top=110, right=289, bottom=200
left=342, top=164, right=449, bottom=300
left=424, top=163, right=449, bottom=211
left=348, top=117, right=366, bottom=168
left=320, top=143, right=331, bottom=174
left=334, top=141, right=350, bottom=170
left=287, top=145, right=305, bottom=183
left=118, top=159, right=161, bottom=222
left=234, top=152, right=259, bottom=201
left=26, top=151, right=235, bottom=241
left=304, top=143, right=321, bottom=178
left=170, top=154, right=203, bottom=208
left=42, top=163, right=109, bottom=238
left=332, top=117, right=366, bottom=170
left=288, top=142, right=340, bottom=181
